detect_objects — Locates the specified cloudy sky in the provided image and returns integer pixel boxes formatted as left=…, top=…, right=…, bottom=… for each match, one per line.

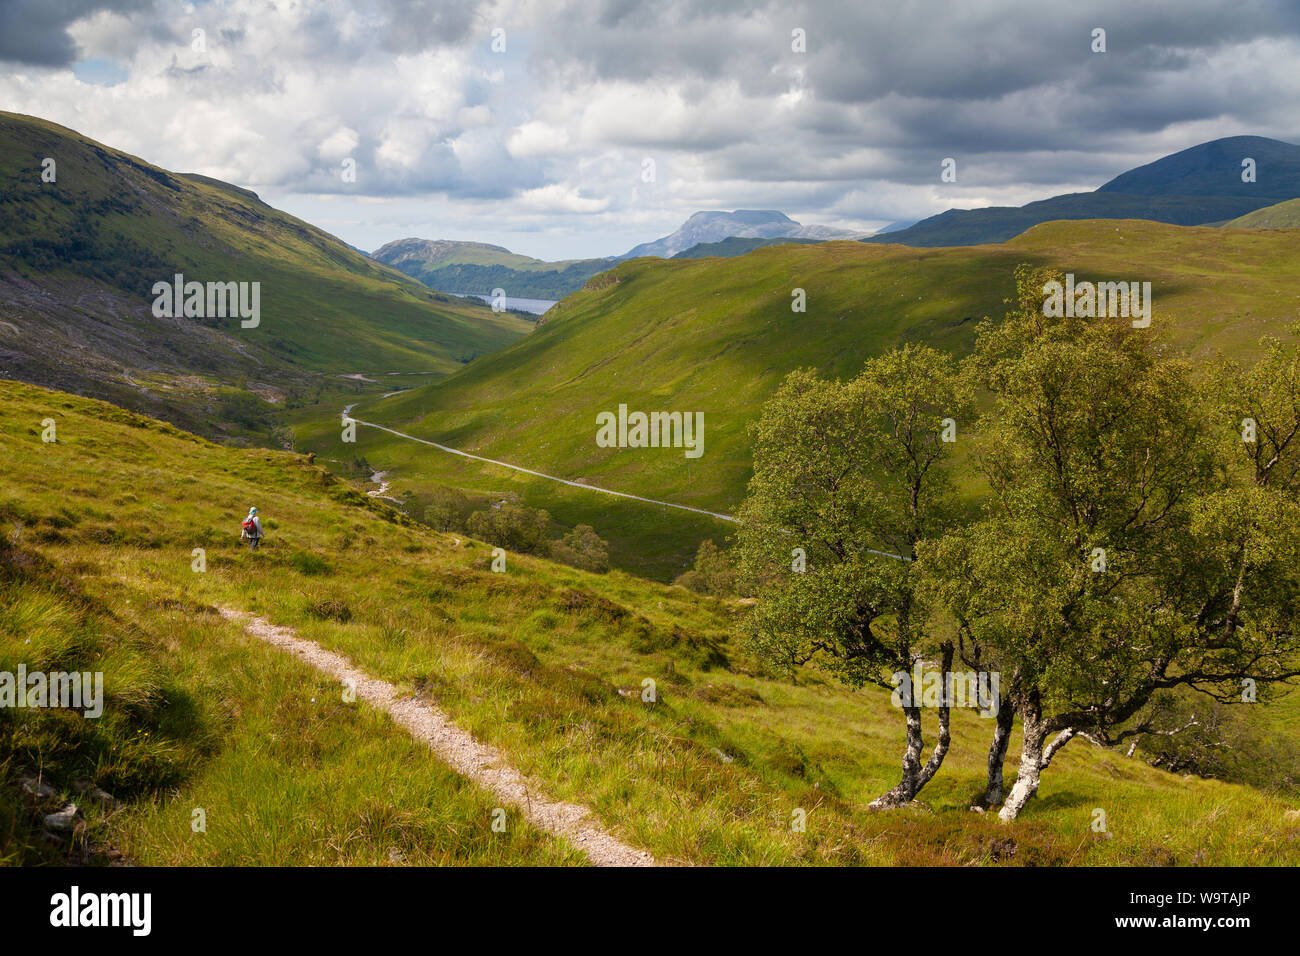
left=2, top=0, right=1299, bottom=259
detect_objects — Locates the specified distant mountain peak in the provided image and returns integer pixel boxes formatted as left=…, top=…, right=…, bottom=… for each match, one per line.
left=682, top=209, right=795, bottom=225
left=1097, top=135, right=1300, bottom=198
left=620, top=209, right=862, bottom=260
left=372, top=238, right=515, bottom=265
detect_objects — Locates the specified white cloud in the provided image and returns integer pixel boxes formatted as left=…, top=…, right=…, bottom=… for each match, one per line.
left=507, top=121, right=570, bottom=157
left=516, top=183, right=610, bottom=213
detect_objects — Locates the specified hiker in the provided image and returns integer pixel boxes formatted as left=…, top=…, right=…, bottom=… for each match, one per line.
left=240, top=507, right=264, bottom=551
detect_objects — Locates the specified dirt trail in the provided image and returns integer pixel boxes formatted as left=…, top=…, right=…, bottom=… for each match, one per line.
left=218, top=607, right=654, bottom=867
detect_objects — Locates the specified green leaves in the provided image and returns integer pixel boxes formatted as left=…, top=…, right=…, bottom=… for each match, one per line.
left=931, top=266, right=1300, bottom=730
left=737, top=345, right=969, bottom=686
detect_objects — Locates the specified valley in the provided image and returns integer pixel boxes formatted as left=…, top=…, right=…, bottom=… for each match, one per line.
left=296, top=218, right=1300, bottom=580
left=3, top=109, right=1299, bottom=874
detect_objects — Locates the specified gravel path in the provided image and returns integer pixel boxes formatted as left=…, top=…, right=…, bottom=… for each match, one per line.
left=218, top=608, right=654, bottom=867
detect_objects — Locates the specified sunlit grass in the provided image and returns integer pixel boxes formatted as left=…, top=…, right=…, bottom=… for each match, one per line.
left=3, top=378, right=1299, bottom=866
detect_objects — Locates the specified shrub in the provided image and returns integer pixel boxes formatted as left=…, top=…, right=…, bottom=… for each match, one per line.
left=423, top=486, right=469, bottom=532
left=548, top=524, right=610, bottom=573
left=466, top=502, right=551, bottom=554
left=307, top=598, right=352, bottom=622
left=673, top=539, right=735, bottom=596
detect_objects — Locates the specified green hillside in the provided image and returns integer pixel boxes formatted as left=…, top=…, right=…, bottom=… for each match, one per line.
left=0, top=112, right=531, bottom=438
left=672, top=236, right=822, bottom=259
left=4, top=377, right=1298, bottom=865
left=302, top=219, right=1300, bottom=578
left=1223, top=197, right=1300, bottom=228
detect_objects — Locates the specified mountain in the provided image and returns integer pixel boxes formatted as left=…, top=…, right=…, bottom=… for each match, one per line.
left=372, top=211, right=866, bottom=299
left=0, top=112, right=531, bottom=439
left=1095, top=135, right=1299, bottom=197
left=329, top=219, right=1300, bottom=580
left=370, top=238, right=612, bottom=301
left=1222, top=197, right=1300, bottom=228
left=867, top=136, right=1300, bottom=247
left=619, top=209, right=864, bottom=259
left=874, top=219, right=918, bottom=234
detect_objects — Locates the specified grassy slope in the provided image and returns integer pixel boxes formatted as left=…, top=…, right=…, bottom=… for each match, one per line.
left=1223, top=197, right=1300, bottom=228
left=300, top=219, right=1300, bottom=579
left=0, top=576, right=577, bottom=866
left=672, top=236, right=822, bottom=258
left=5, top=378, right=1298, bottom=866
left=0, top=112, right=531, bottom=435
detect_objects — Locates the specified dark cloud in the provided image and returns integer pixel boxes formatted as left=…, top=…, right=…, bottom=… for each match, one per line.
left=0, top=0, right=155, bottom=66
left=527, top=0, right=1300, bottom=160
left=375, top=0, right=483, bottom=55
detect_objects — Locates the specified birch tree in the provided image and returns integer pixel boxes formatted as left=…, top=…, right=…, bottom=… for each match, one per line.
left=736, top=345, right=972, bottom=808
left=925, top=268, right=1300, bottom=821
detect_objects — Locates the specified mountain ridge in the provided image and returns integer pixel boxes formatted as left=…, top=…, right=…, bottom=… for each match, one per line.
left=0, top=111, right=531, bottom=439
left=868, top=135, right=1300, bottom=247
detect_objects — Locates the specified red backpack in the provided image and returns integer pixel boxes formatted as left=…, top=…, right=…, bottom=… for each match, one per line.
left=242, top=517, right=257, bottom=533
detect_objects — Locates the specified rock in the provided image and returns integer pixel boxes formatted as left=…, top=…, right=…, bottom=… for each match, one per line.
left=989, top=836, right=1018, bottom=861
left=969, top=805, right=986, bottom=813
left=44, top=803, right=80, bottom=832
left=20, top=775, right=56, bottom=800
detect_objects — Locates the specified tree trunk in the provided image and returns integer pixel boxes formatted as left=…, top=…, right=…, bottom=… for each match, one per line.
left=998, top=693, right=1047, bottom=822
left=871, top=644, right=955, bottom=809
left=916, top=643, right=955, bottom=790
left=869, top=704, right=923, bottom=809
left=982, top=701, right=1015, bottom=807
left=1041, top=728, right=1076, bottom=768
